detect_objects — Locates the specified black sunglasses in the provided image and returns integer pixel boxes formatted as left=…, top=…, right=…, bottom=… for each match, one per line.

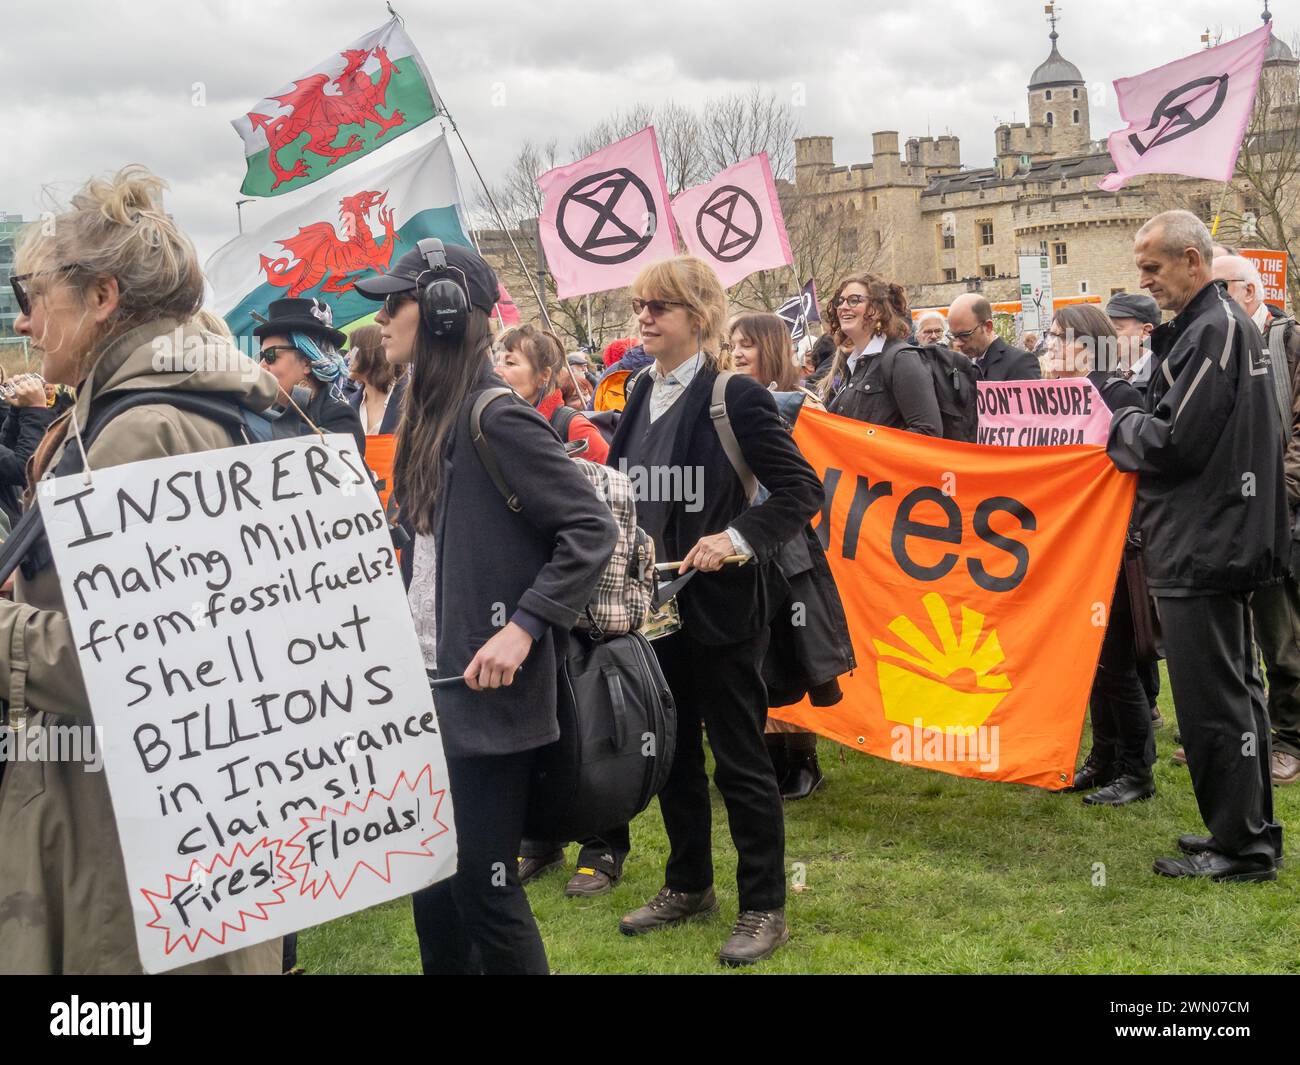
left=9, top=263, right=81, bottom=316
left=383, top=291, right=417, bottom=316
left=259, top=345, right=302, bottom=365
left=631, top=298, right=683, bottom=317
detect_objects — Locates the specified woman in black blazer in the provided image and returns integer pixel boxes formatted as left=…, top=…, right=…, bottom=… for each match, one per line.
left=607, top=257, right=822, bottom=967
left=356, top=242, right=615, bottom=975
left=345, top=323, right=409, bottom=435
left=816, top=273, right=941, bottom=435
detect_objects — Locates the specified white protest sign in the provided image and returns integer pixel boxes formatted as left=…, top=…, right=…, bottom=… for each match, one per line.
left=39, top=433, right=455, bottom=972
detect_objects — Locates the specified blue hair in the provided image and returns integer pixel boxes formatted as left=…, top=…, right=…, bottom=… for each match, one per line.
left=290, top=331, right=348, bottom=385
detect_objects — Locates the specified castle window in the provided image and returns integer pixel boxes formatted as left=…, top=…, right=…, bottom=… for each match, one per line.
left=944, top=269, right=958, bottom=283
left=1073, top=109, right=1080, bottom=123
left=1072, top=87, right=1079, bottom=99
left=1080, top=280, right=1090, bottom=294
left=979, top=221, right=994, bottom=246
left=1053, top=242, right=1068, bottom=266
left=871, top=195, right=878, bottom=210
left=941, top=226, right=955, bottom=250
left=1045, top=90, right=1052, bottom=101
left=1047, top=112, right=1054, bottom=126
left=982, top=265, right=997, bottom=279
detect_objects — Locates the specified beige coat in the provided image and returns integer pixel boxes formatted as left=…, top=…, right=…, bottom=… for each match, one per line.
left=0, top=317, right=284, bottom=974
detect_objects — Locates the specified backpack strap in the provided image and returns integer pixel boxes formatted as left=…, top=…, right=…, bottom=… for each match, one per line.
left=469, top=387, right=523, bottom=513
left=709, top=371, right=759, bottom=505
left=549, top=403, right=579, bottom=441
left=1267, top=317, right=1295, bottom=444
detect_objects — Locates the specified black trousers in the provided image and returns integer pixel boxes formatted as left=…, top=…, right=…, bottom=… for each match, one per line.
left=1089, top=571, right=1156, bottom=775
left=1250, top=569, right=1300, bottom=758
left=651, top=628, right=785, bottom=912
left=1157, top=593, right=1283, bottom=864
left=1138, top=658, right=1161, bottom=710
left=410, top=750, right=549, bottom=975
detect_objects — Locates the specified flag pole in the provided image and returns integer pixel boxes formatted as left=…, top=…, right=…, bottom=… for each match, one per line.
left=1210, top=181, right=1234, bottom=239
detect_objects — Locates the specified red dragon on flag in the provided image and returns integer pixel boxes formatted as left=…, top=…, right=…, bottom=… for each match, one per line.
left=260, top=189, right=399, bottom=298
left=247, top=46, right=406, bottom=191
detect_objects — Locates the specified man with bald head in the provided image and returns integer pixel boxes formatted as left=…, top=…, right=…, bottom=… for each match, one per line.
left=946, top=293, right=1041, bottom=380
left=1214, top=252, right=1300, bottom=788
left=1108, top=210, right=1287, bottom=882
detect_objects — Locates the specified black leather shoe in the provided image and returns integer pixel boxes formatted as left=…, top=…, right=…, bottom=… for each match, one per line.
left=781, top=751, right=825, bottom=801
left=564, top=865, right=620, bottom=897
left=619, top=886, right=718, bottom=935
left=1153, top=851, right=1277, bottom=883
left=1082, top=771, right=1155, bottom=806
left=719, top=908, right=789, bottom=966
left=1064, top=752, right=1115, bottom=793
left=1178, top=834, right=1285, bottom=867
left=518, top=849, right=565, bottom=883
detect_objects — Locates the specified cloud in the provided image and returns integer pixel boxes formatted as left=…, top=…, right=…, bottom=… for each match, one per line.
left=0, top=0, right=1275, bottom=265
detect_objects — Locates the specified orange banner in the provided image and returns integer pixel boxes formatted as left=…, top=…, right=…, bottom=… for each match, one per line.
left=771, top=408, right=1136, bottom=789
left=364, top=433, right=397, bottom=512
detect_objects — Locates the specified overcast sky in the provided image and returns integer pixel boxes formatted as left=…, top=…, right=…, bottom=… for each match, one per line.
left=0, top=0, right=1285, bottom=263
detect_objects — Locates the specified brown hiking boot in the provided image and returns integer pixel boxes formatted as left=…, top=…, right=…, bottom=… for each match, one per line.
left=619, top=886, right=718, bottom=936
left=719, top=908, right=789, bottom=966
left=1272, top=750, right=1300, bottom=786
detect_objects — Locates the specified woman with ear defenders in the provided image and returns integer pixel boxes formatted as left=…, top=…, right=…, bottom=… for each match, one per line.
left=357, top=240, right=616, bottom=975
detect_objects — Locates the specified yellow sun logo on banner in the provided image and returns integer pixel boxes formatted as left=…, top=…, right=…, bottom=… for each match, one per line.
left=873, top=592, right=1012, bottom=734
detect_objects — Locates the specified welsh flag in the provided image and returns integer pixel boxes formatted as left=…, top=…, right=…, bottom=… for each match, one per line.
left=232, top=16, right=443, bottom=198
left=206, top=135, right=470, bottom=341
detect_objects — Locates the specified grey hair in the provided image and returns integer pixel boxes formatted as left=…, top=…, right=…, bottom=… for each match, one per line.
left=1214, top=253, right=1263, bottom=294
left=916, top=310, right=945, bottom=329
left=1137, top=210, right=1214, bottom=266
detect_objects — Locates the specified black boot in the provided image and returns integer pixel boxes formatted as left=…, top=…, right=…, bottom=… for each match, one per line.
left=1063, top=750, right=1115, bottom=793
left=1082, top=768, right=1156, bottom=806
left=781, top=733, right=824, bottom=801
left=765, top=734, right=789, bottom=789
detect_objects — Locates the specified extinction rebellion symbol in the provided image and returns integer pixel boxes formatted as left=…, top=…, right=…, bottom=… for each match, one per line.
left=1129, top=74, right=1229, bottom=156
left=695, top=185, right=763, bottom=262
left=557, top=168, right=657, bottom=264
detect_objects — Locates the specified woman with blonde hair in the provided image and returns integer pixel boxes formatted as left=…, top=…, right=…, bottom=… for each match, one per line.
left=605, top=256, right=822, bottom=966
left=0, top=165, right=281, bottom=974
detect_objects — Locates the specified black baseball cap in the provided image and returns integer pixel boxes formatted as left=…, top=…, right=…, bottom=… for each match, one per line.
left=1105, top=293, right=1161, bottom=328
left=355, top=241, right=499, bottom=314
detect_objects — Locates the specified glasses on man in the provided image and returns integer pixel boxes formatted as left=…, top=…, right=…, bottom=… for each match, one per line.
left=831, top=294, right=867, bottom=309
left=946, top=325, right=980, bottom=342
left=631, top=298, right=683, bottom=317
left=9, top=264, right=80, bottom=317
left=258, top=345, right=301, bottom=365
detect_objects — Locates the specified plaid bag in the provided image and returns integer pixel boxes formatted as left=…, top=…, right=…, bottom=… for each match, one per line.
left=469, top=388, right=655, bottom=640
left=571, top=458, right=655, bottom=638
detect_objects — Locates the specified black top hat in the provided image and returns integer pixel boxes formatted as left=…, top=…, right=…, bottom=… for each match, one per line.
left=252, top=298, right=347, bottom=348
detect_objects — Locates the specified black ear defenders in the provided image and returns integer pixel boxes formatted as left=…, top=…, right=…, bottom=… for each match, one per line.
left=416, top=238, right=470, bottom=338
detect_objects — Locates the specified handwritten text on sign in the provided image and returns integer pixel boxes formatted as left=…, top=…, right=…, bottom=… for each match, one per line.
left=39, top=435, right=455, bottom=972
left=976, top=378, right=1110, bottom=446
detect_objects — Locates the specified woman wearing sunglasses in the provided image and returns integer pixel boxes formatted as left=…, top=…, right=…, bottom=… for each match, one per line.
left=816, top=273, right=941, bottom=435
left=254, top=298, right=366, bottom=456
left=356, top=242, right=615, bottom=975
left=606, top=257, right=822, bottom=966
left=0, top=165, right=282, bottom=974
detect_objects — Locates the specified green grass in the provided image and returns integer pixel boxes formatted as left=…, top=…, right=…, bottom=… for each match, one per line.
left=300, top=668, right=1300, bottom=974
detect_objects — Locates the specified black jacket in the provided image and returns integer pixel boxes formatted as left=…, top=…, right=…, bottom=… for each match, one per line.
left=279, top=382, right=367, bottom=456
left=825, top=339, right=942, bottom=435
left=430, top=366, right=616, bottom=757
left=608, top=363, right=823, bottom=646
left=976, top=337, right=1041, bottom=382
left=1108, top=281, right=1289, bottom=594
left=0, top=403, right=54, bottom=528
left=346, top=373, right=408, bottom=436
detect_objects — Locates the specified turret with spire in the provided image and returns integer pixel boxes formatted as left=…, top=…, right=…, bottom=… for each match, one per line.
left=1027, top=3, right=1091, bottom=157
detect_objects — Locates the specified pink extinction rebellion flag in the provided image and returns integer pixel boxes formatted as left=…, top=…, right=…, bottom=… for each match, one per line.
left=670, top=153, right=794, bottom=289
left=1099, top=23, right=1272, bottom=192
left=536, top=127, right=679, bottom=299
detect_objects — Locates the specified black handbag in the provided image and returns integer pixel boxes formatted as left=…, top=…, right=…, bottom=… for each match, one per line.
left=1123, top=531, right=1163, bottom=664
left=525, top=630, right=677, bottom=842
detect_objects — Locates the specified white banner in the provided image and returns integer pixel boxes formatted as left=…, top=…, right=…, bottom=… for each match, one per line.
left=40, top=435, right=454, bottom=971
left=1018, top=254, right=1055, bottom=334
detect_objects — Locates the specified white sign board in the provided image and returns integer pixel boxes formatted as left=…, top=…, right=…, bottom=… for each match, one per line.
left=1018, top=254, right=1055, bottom=334
left=39, top=434, right=455, bottom=972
